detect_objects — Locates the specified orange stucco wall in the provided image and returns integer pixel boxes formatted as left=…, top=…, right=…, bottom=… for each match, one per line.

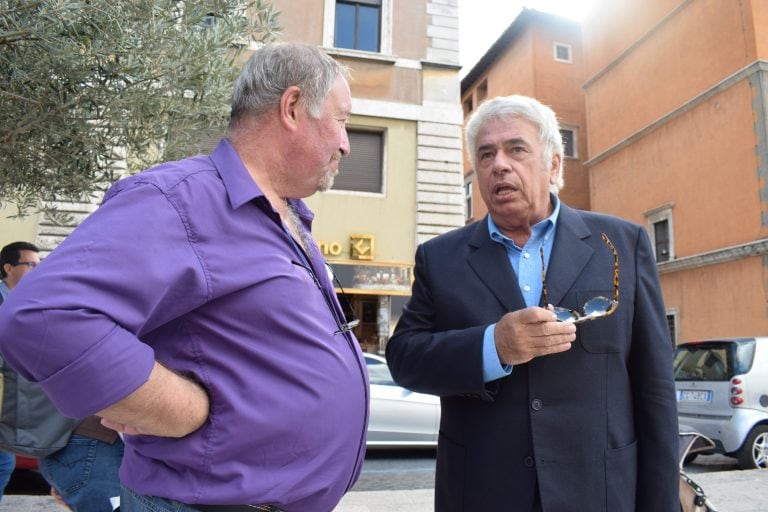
left=753, top=0, right=768, bottom=59
left=585, top=0, right=759, bottom=158
left=585, top=0, right=768, bottom=340
left=584, top=0, right=684, bottom=80
left=590, top=82, right=763, bottom=254
left=660, top=257, right=768, bottom=341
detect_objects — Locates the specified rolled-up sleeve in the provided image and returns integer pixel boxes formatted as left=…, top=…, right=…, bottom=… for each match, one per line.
left=0, top=180, right=208, bottom=418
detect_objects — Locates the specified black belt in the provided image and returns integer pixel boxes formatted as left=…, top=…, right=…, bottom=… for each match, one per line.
left=195, top=505, right=283, bottom=512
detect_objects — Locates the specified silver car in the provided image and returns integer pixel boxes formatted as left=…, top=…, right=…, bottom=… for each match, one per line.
left=364, top=353, right=440, bottom=449
left=674, top=337, right=768, bottom=469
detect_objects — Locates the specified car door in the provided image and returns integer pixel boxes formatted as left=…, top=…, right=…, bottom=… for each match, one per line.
left=365, top=355, right=440, bottom=447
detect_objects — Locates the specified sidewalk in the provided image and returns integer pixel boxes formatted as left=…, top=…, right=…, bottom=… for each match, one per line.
left=334, top=469, right=768, bottom=512
left=3, top=468, right=766, bottom=511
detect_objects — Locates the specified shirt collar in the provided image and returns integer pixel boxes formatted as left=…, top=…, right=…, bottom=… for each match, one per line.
left=210, top=138, right=263, bottom=210
left=488, top=193, right=561, bottom=247
left=209, top=138, right=315, bottom=223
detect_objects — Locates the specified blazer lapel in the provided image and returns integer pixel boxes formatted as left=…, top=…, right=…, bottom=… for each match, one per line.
left=466, top=217, right=527, bottom=312
left=545, top=205, right=594, bottom=307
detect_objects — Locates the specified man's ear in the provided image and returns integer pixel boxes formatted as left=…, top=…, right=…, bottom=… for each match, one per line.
left=279, top=86, right=303, bottom=131
left=549, top=154, right=562, bottom=184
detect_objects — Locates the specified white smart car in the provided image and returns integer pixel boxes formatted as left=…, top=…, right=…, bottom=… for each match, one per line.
left=674, top=337, right=768, bottom=469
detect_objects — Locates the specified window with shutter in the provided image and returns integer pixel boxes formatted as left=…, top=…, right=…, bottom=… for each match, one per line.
left=333, top=130, right=383, bottom=193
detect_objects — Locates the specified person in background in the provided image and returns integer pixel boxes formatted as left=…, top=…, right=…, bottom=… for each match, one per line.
left=1, top=242, right=123, bottom=511
left=0, top=241, right=41, bottom=504
left=386, top=95, right=679, bottom=511
left=0, top=242, right=39, bottom=295
left=0, top=42, right=368, bottom=512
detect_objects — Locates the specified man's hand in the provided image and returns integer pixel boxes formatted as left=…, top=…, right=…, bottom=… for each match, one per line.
left=494, top=306, right=576, bottom=365
left=97, top=362, right=210, bottom=438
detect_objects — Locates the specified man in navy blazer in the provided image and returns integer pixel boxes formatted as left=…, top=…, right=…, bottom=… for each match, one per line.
left=386, top=95, right=679, bottom=511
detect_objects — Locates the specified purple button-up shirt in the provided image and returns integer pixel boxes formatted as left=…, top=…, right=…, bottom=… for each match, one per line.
left=0, top=139, right=369, bottom=511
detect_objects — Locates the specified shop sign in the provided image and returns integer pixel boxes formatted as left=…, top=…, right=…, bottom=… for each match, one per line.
left=318, top=235, right=375, bottom=260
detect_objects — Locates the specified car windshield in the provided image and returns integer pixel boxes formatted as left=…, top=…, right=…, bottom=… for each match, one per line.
left=673, top=340, right=756, bottom=381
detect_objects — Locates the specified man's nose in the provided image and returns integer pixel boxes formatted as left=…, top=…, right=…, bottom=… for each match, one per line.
left=491, top=152, right=510, bottom=173
left=340, top=128, right=351, bottom=157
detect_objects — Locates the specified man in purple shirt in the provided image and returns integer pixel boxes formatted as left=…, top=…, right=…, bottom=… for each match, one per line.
left=0, top=42, right=369, bottom=512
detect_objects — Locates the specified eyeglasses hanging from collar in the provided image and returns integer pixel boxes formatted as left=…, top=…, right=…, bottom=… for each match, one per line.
left=291, top=260, right=360, bottom=335
left=327, top=263, right=360, bottom=334
left=540, top=232, right=619, bottom=324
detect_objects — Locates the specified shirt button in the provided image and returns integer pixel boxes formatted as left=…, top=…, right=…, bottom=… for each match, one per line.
left=523, top=252, right=530, bottom=259
left=524, top=456, right=535, bottom=467
left=523, top=285, right=531, bottom=292
left=531, top=399, right=543, bottom=411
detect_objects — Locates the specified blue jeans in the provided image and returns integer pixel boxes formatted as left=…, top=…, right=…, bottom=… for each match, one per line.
left=39, top=434, right=124, bottom=512
left=120, top=486, right=200, bottom=512
left=0, top=450, right=15, bottom=504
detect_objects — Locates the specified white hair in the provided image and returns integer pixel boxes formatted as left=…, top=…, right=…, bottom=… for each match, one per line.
left=465, top=95, right=565, bottom=191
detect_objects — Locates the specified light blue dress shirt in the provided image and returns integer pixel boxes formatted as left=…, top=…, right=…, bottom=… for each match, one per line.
left=482, top=194, right=561, bottom=382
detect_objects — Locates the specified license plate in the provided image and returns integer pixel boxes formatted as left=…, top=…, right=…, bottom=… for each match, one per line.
left=677, top=389, right=712, bottom=402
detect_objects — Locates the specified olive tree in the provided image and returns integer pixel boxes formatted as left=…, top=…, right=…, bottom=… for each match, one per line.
left=0, top=0, right=280, bottom=216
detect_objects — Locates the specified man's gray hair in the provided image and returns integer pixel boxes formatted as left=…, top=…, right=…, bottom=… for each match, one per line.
left=229, top=42, right=349, bottom=129
left=465, top=95, right=565, bottom=191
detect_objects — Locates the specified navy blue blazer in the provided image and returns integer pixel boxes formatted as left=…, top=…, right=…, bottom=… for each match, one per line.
left=387, top=204, right=679, bottom=512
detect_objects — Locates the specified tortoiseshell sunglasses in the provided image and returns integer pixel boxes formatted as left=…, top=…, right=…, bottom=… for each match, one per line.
left=540, top=233, right=619, bottom=324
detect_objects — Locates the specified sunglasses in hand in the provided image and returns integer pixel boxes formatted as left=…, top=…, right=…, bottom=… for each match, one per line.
left=540, top=233, right=619, bottom=324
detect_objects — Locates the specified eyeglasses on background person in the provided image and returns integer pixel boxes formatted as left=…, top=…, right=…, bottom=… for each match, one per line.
left=541, top=232, right=619, bottom=324
left=11, top=261, right=38, bottom=268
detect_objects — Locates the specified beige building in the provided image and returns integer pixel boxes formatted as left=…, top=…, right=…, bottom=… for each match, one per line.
left=0, top=1, right=465, bottom=354
left=583, top=0, right=768, bottom=342
left=265, top=0, right=465, bottom=352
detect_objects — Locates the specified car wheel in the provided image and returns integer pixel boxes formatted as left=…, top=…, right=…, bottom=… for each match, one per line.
left=737, top=425, right=768, bottom=469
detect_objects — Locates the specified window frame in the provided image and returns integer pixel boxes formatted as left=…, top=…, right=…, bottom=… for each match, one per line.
left=324, top=0, right=392, bottom=55
left=645, top=203, right=675, bottom=262
left=477, top=79, right=488, bottom=104
left=560, top=127, right=578, bottom=159
left=334, top=0, right=381, bottom=52
left=462, top=97, right=473, bottom=117
left=464, top=173, right=474, bottom=222
left=553, top=42, right=573, bottom=63
left=666, top=308, right=679, bottom=347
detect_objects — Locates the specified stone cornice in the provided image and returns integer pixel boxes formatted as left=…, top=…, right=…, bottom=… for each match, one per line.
left=657, top=239, right=768, bottom=274
left=585, top=60, right=768, bottom=168
left=582, top=0, right=694, bottom=90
